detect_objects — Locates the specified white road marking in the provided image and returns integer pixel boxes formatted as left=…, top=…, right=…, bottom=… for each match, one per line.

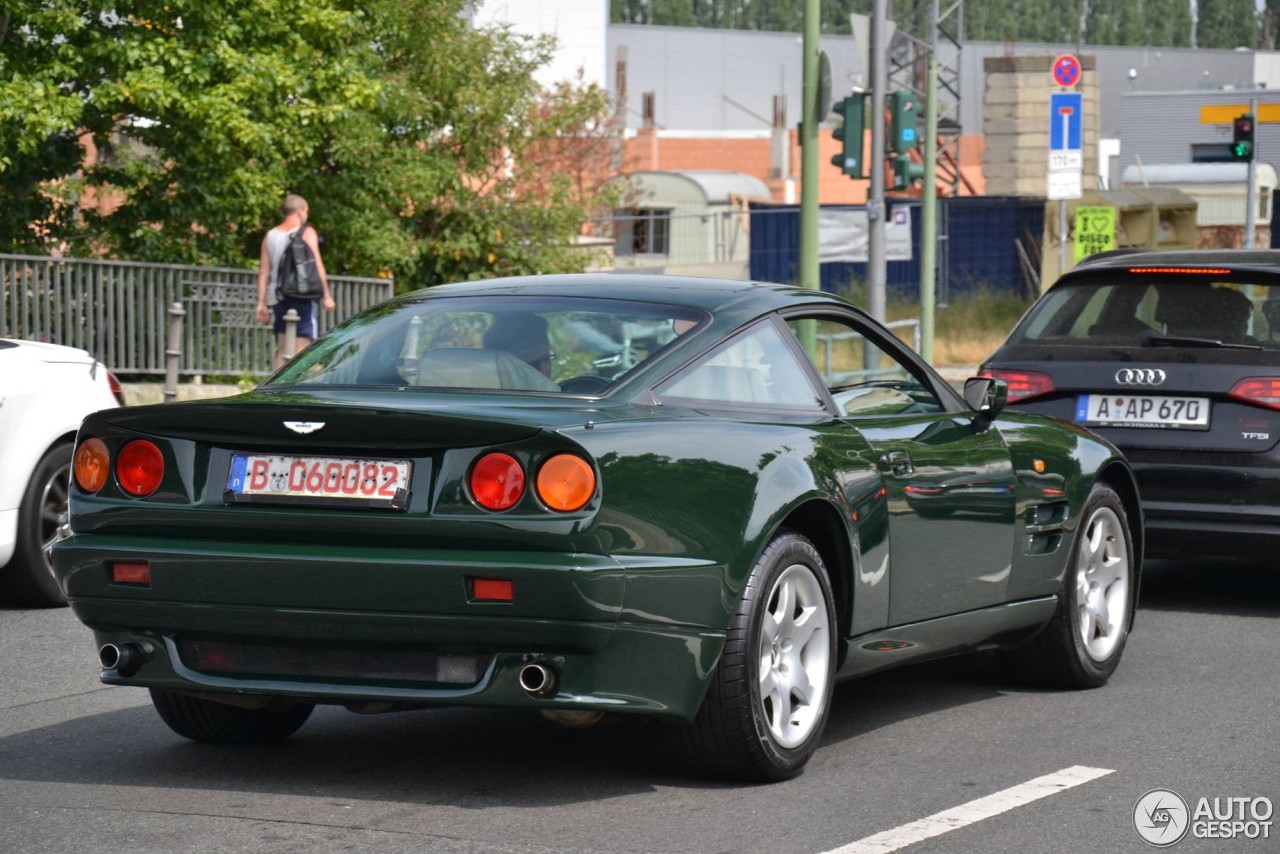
left=823, top=765, right=1116, bottom=854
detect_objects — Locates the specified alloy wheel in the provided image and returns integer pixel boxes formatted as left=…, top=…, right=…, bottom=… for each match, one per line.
left=1075, top=505, right=1130, bottom=662
left=757, top=562, right=832, bottom=749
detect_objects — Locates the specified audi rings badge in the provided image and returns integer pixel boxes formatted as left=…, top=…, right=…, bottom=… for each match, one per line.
left=1115, top=368, right=1167, bottom=386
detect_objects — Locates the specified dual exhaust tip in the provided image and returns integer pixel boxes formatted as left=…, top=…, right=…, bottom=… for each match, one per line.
left=99, top=645, right=561, bottom=697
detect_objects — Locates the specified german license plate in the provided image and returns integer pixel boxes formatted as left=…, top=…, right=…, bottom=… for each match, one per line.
left=1076, top=394, right=1210, bottom=430
left=226, top=454, right=412, bottom=509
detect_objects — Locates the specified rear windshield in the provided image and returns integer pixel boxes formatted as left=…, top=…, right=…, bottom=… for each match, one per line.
left=1010, top=275, right=1280, bottom=349
left=266, top=295, right=705, bottom=393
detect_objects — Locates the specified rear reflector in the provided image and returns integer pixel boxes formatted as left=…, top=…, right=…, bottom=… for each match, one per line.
left=979, top=369, right=1056, bottom=402
left=470, top=577, right=514, bottom=602
left=1128, top=267, right=1232, bottom=275
left=1228, top=377, right=1280, bottom=411
left=111, top=562, right=151, bottom=585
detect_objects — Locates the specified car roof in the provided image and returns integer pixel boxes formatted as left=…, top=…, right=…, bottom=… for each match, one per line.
left=1061, top=248, right=1280, bottom=282
left=393, top=274, right=858, bottom=315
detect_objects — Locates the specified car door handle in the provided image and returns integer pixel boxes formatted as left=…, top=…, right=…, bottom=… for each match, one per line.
left=880, top=450, right=913, bottom=477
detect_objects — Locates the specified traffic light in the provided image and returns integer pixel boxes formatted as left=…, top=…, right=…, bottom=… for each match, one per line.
left=889, top=90, right=920, bottom=155
left=892, top=155, right=925, bottom=190
left=1232, top=114, right=1255, bottom=161
left=830, top=93, right=866, bottom=178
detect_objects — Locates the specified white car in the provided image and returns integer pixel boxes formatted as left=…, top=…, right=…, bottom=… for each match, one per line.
left=1, top=339, right=123, bottom=607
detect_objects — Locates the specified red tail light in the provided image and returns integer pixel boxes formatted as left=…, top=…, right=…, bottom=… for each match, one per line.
left=115, top=440, right=164, bottom=496
left=107, top=370, right=126, bottom=407
left=1228, top=377, right=1280, bottom=411
left=979, top=369, right=1056, bottom=402
left=470, top=452, right=525, bottom=511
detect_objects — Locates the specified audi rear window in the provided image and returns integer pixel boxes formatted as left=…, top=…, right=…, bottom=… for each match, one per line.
left=1012, top=276, right=1280, bottom=349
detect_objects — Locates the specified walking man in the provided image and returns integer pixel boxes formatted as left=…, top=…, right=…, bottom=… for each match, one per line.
left=256, top=194, right=336, bottom=369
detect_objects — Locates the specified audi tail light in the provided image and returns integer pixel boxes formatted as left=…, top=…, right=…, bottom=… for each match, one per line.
left=979, top=369, right=1056, bottom=402
left=1228, top=377, right=1280, bottom=411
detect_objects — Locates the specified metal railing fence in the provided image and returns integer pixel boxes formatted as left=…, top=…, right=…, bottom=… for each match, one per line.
left=0, top=254, right=393, bottom=376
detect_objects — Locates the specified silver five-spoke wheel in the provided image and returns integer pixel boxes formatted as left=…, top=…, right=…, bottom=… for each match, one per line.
left=757, top=563, right=831, bottom=749
left=676, top=531, right=836, bottom=781
left=1000, top=483, right=1135, bottom=689
left=1075, top=505, right=1129, bottom=662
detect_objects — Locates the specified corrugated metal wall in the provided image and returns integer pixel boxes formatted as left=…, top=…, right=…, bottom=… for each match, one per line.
left=1119, top=89, right=1280, bottom=188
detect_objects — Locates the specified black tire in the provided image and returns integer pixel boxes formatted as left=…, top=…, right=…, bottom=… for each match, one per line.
left=150, top=689, right=314, bottom=744
left=671, top=531, right=837, bottom=782
left=1002, top=484, right=1134, bottom=689
left=0, top=443, right=73, bottom=608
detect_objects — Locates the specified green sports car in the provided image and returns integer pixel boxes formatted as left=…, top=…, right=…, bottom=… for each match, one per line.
left=53, top=275, right=1142, bottom=781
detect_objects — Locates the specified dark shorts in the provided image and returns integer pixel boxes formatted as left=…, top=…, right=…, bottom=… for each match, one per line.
left=272, top=298, right=317, bottom=339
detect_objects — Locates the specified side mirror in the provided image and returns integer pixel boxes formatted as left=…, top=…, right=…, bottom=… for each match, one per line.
left=964, top=377, right=1008, bottom=420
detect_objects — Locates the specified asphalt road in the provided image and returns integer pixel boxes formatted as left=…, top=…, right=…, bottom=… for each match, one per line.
left=1, top=559, right=1276, bottom=854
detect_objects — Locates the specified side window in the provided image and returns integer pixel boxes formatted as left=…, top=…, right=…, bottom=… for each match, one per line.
left=786, top=317, right=942, bottom=417
left=657, top=321, right=823, bottom=409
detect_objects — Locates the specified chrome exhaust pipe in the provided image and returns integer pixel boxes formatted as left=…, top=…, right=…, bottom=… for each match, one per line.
left=99, top=642, right=145, bottom=677
left=518, top=662, right=558, bottom=698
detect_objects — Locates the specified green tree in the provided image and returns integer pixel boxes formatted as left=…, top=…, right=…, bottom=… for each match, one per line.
left=1196, top=0, right=1259, bottom=48
left=0, top=1, right=617, bottom=289
left=1264, top=0, right=1280, bottom=48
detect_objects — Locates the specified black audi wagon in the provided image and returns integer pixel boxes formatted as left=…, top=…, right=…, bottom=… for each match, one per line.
left=982, top=249, right=1280, bottom=561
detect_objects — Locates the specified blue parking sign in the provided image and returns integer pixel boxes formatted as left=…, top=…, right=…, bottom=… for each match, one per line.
left=1049, top=92, right=1083, bottom=151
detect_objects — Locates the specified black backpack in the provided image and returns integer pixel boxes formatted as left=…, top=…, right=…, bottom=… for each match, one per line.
left=276, top=226, right=322, bottom=300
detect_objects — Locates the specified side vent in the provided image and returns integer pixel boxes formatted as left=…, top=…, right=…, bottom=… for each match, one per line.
left=1025, top=500, right=1069, bottom=556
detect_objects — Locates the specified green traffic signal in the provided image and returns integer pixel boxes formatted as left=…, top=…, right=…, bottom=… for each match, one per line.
left=892, top=155, right=925, bottom=190
left=1232, top=114, right=1255, bottom=162
left=889, top=90, right=920, bottom=156
left=830, top=94, right=866, bottom=178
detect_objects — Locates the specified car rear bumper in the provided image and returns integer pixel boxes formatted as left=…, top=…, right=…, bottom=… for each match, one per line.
left=1124, top=453, right=1280, bottom=560
left=1141, top=503, right=1280, bottom=560
left=53, top=535, right=726, bottom=721
left=0, top=508, right=16, bottom=567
